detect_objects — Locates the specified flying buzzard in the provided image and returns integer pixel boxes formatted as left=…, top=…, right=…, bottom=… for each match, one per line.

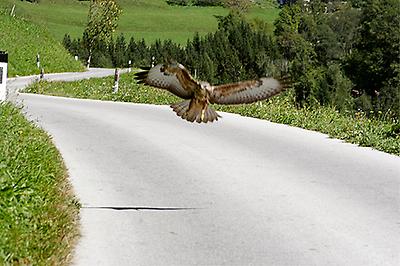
left=134, top=61, right=290, bottom=123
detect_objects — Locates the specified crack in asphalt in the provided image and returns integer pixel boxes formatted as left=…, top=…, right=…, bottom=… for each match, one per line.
left=82, top=206, right=198, bottom=211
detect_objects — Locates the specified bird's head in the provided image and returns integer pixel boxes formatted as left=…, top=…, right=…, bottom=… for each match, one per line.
left=161, top=60, right=184, bottom=75
left=199, top=81, right=211, bottom=90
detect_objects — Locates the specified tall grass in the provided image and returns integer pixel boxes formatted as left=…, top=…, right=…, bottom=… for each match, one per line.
left=0, top=12, right=84, bottom=77
left=24, top=73, right=400, bottom=155
left=0, top=103, right=79, bottom=265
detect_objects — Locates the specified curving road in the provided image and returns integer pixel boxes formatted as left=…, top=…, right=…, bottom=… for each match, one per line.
left=12, top=72, right=400, bottom=265
left=7, top=68, right=123, bottom=101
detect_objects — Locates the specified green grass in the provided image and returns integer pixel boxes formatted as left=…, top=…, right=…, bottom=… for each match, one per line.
left=0, top=11, right=84, bottom=77
left=24, top=73, right=400, bottom=156
left=0, top=103, right=80, bottom=265
left=0, top=0, right=279, bottom=44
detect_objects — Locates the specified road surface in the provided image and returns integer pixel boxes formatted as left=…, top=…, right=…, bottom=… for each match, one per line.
left=7, top=68, right=123, bottom=101
left=13, top=73, right=400, bottom=265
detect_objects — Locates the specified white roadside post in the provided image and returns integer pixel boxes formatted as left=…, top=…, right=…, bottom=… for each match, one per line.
left=113, top=68, right=120, bottom=93
left=10, top=4, right=15, bottom=17
left=0, top=51, right=8, bottom=102
left=36, top=53, right=40, bottom=69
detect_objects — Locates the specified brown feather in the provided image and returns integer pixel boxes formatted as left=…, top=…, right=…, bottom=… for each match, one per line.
left=134, top=63, right=197, bottom=99
left=171, top=99, right=220, bottom=123
left=210, top=77, right=291, bottom=105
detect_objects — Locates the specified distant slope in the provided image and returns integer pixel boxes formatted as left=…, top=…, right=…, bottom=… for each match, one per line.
left=0, top=0, right=279, bottom=44
left=0, top=12, right=84, bottom=77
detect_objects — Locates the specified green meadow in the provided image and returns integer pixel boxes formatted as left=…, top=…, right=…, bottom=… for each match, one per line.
left=0, top=11, right=83, bottom=77
left=0, top=0, right=279, bottom=44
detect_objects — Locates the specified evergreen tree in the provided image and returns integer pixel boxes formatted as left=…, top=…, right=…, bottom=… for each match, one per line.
left=62, top=34, right=72, bottom=52
left=113, top=34, right=127, bottom=67
left=127, top=37, right=139, bottom=66
left=92, top=38, right=113, bottom=68
left=212, top=30, right=243, bottom=83
left=149, top=39, right=163, bottom=65
left=137, top=38, right=150, bottom=66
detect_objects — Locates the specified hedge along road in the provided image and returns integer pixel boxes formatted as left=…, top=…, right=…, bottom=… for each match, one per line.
left=10, top=70, right=400, bottom=265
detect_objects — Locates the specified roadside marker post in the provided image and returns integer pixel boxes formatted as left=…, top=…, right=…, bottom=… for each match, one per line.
left=36, top=53, right=40, bottom=69
left=10, top=4, right=15, bottom=17
left=0, top=51, right=8, bottom=102
left=113, top=68, right=120, bottom=93
left=40, top=68, right=44, bottom=80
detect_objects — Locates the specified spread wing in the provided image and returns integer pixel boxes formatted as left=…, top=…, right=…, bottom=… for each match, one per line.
left=134, top=63, right=198, bottom=99
left=210, top=77, right=291, bottom=105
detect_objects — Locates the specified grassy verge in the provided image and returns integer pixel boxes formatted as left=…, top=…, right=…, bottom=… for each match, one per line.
left=24, top=74, right=400, bottom=156
left=0, top=12, right=84, bottom=77
left=0, top=103, right=80, bottom=265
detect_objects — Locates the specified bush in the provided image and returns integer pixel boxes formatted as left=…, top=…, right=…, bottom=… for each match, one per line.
left=166, top=0, right=191, bottom=6
left=193, top=0, right=224, bottom=6
left=165, top=0, right=223, bottom=6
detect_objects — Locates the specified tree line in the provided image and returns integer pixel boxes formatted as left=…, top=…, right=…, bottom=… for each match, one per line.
left=62, top=0, right=399, bottom=119
left=274, top=0, right=399, bottom=118
left=63, top=13, right=282, bottom=84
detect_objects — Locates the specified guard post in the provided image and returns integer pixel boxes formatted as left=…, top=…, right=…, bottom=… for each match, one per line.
left=113, top=68, right=120, bottom=93
left=0, top=51, right=8, bottom=102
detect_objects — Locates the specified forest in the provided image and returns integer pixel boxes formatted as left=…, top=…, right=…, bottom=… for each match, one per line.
left=62, top=0, right=400, bottom=119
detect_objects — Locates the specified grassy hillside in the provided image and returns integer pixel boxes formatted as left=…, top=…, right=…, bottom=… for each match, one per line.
left=0, top=0, right=279, bottom=44
left=24, top=75, right=400, bottom=155
left=0, top=11, right=84, bottom=77
left=0, top=103, right=79, bottom=265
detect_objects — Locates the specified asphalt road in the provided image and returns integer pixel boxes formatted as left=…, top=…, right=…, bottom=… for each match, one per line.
left=7, top=68, right=122, bottom=101
left=15, top=86, right=399, bottom=266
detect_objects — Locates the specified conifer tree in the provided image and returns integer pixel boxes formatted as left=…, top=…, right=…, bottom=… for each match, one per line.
left=62, top=34, right=72, bottom=52
left=114, top=34, right=127, bottom=67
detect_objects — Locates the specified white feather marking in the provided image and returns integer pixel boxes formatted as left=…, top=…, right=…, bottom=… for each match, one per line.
left=145, top=64, right=191, bottom=98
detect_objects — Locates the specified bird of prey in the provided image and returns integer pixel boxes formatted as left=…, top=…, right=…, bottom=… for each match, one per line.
left=134, top=61, right=290, bottom=123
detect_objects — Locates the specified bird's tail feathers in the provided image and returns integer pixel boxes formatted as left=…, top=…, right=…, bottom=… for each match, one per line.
left=171, top=100, right=220, bottom=123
